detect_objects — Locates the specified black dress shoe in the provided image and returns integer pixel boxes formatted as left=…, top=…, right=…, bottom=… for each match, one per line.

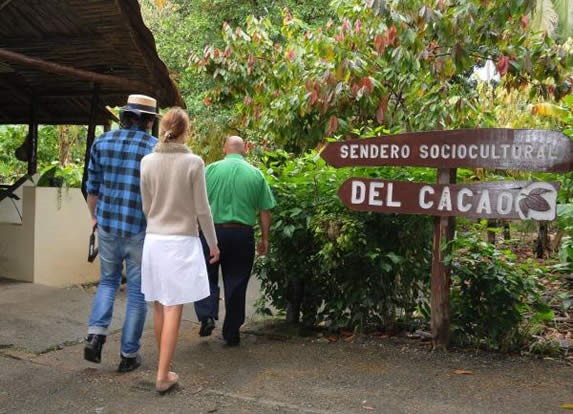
left=117, top=354, right=142, bottom=373
left=224, top=332, right=240, bottom=347
left=199, top=317, right=215, bottom=337
left=84, top=334, right=106, bottom=363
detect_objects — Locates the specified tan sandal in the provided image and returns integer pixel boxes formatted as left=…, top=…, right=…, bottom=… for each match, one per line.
left=156, top=371, right=179, bottom=394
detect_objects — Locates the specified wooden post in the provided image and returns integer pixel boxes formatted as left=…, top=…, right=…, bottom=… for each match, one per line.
left=81, top=87, right=99, bottom=200
left=431, top=168, right=456, bottom=350
left=27, top=99, right=38, bottom=176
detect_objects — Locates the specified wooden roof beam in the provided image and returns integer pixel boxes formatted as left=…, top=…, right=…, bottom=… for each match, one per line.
left=0, top=48, right=150, bottom=92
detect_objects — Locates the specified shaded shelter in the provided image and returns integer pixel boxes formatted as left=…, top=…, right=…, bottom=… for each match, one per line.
left=0, top=0, right=183, bottom=200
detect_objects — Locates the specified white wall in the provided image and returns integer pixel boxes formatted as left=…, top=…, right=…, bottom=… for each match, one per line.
left=0, top=184, right=24, bottom=224
left=33, top=187, right=99, bottom=286
left=0, top=186, right=35, bottom=282
left=0, top=186, right=100, bottom=287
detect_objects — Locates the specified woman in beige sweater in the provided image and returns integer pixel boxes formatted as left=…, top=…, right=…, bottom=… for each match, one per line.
left=140, top=107, right=219, bottom=393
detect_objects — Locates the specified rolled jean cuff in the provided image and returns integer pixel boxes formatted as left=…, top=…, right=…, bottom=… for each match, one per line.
left=88, top=326, right=109, bottom=336
left=121, top=351, right=138, bottom=358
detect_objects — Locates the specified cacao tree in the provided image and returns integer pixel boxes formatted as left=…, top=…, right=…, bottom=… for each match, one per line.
left=191, top=0, right=572, bottom=152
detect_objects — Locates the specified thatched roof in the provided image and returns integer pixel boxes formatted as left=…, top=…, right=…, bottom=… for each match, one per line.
left=0, top=0, right=183, bottom=125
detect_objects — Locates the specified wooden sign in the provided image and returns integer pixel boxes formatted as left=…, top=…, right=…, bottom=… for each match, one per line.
left=339, top=179, right=560, bottom=221
left=324, top=128, right=569, bottom=350
left=321, top=128, right=573, bottom=172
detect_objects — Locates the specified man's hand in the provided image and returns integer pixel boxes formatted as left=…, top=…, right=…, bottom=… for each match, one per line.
left=258, top=210, right=271, bottom=256
left=257, top=238, right=269, bottom=256
left=209, top=246, right=220, bottom=264
left=87, top=194, right=98, bottom=229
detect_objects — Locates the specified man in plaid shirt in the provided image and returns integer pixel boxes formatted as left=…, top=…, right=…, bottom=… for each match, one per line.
left=84, top=94, right=159, bottom=373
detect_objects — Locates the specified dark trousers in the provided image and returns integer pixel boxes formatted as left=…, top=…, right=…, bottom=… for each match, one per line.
left=194, top=226, right=255, bottom=341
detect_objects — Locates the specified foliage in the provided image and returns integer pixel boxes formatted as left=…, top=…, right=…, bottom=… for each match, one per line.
left=530, top=93, right=573, bottom=267
left=529, top=0, right=573, bottom=42
left=446, top=224, right=552, bottom=351
left=140, top=0, right=333, bottom=162
left=191, top=0, right=572, bottom=153
left=0, top=126, right=28, bottom=183
left=0, top=125, right=86, bottom=187
left=36, top=162, right=83, bottom=188
left=140, top=0, right=570, bottom=347
left=253, top=149, right=434, bottom=331
left=471, top=81, right=561, bottom=130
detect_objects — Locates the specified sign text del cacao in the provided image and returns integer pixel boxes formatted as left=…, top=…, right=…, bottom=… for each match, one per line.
left=339, top=178, right=560, bottom=220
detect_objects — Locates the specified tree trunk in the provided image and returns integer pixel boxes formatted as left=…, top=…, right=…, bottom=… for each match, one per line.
left=487, top=219, right=497, bottom=245
left=536, top=221, right=549, bottom=258
left=503, top=220, right=511, bottom=241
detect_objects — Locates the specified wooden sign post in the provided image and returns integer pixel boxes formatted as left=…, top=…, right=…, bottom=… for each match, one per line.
left=321, top=128, right=571, bottom=350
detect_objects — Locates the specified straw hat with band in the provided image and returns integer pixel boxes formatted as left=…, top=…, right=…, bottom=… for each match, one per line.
left=120, top=94, right=160, bottom=117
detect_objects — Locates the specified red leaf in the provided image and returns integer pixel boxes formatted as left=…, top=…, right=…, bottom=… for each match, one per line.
left=376, top=96, right=388, bottom=124
left=326, top=115, right=339, bottom=135
left=351, top=83, right=360, bottom=97
left=374, top=34, right=386, bottom=54
left=324, top=71, right=336, bottom=86
left=309, top=90, right=318, bottom=105
left=387, top=26, right=397, bottom=46
left=496, top=55, right=510, bottom=76
left=361, top=77, right=374, bottom=93
left=247, top=55, right=256, bottom=75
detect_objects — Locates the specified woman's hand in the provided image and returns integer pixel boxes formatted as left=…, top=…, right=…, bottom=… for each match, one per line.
left=209, top=246, right=220, bottom=264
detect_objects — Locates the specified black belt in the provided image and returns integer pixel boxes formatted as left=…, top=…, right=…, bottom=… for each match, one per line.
left=215, top=222, right=252, bottom=228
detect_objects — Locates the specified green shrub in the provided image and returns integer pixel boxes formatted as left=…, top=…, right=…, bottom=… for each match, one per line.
left=253, top=149, right=433, bottom=332
left=446, top=224, right=550, bottom=351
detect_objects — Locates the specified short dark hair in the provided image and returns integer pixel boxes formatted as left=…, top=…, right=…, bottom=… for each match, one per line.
left=119, top=111, right=155, bottom=130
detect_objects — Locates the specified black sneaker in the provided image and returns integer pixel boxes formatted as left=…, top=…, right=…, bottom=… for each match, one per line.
left=199, top=317, right=215, bottom=337
left=84, top=334, right=106, bottom=363
left=117, top=354, right=142, bottom=373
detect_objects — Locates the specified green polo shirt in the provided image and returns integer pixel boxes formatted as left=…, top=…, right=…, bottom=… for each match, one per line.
left=206, top=154, right=276, bottom=226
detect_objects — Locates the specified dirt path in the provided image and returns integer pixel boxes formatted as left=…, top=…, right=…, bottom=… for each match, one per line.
left=1, top=320, right=571, bottom=414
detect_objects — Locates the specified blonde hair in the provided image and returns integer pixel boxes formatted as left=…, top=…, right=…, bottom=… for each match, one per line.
left=159, top=107, right=189, bottom=143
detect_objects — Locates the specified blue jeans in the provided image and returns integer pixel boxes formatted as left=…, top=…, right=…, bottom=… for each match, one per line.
left=87, top=229, right=147, bottom=358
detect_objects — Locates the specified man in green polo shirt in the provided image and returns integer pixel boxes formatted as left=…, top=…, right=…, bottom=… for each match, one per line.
left=194, top=135, right=276, bottom=346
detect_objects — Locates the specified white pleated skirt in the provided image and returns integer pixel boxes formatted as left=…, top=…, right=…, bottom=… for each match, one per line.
left=141, top=234, right=210, bottom=306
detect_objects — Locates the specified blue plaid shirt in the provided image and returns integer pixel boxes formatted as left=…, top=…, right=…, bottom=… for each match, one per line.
left=87, top=126, right=158, bottom=236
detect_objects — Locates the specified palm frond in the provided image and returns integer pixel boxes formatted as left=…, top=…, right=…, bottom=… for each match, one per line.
left=554, top=0, right=573, bottom=40
left=530, top=0, right=559, bottom=35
